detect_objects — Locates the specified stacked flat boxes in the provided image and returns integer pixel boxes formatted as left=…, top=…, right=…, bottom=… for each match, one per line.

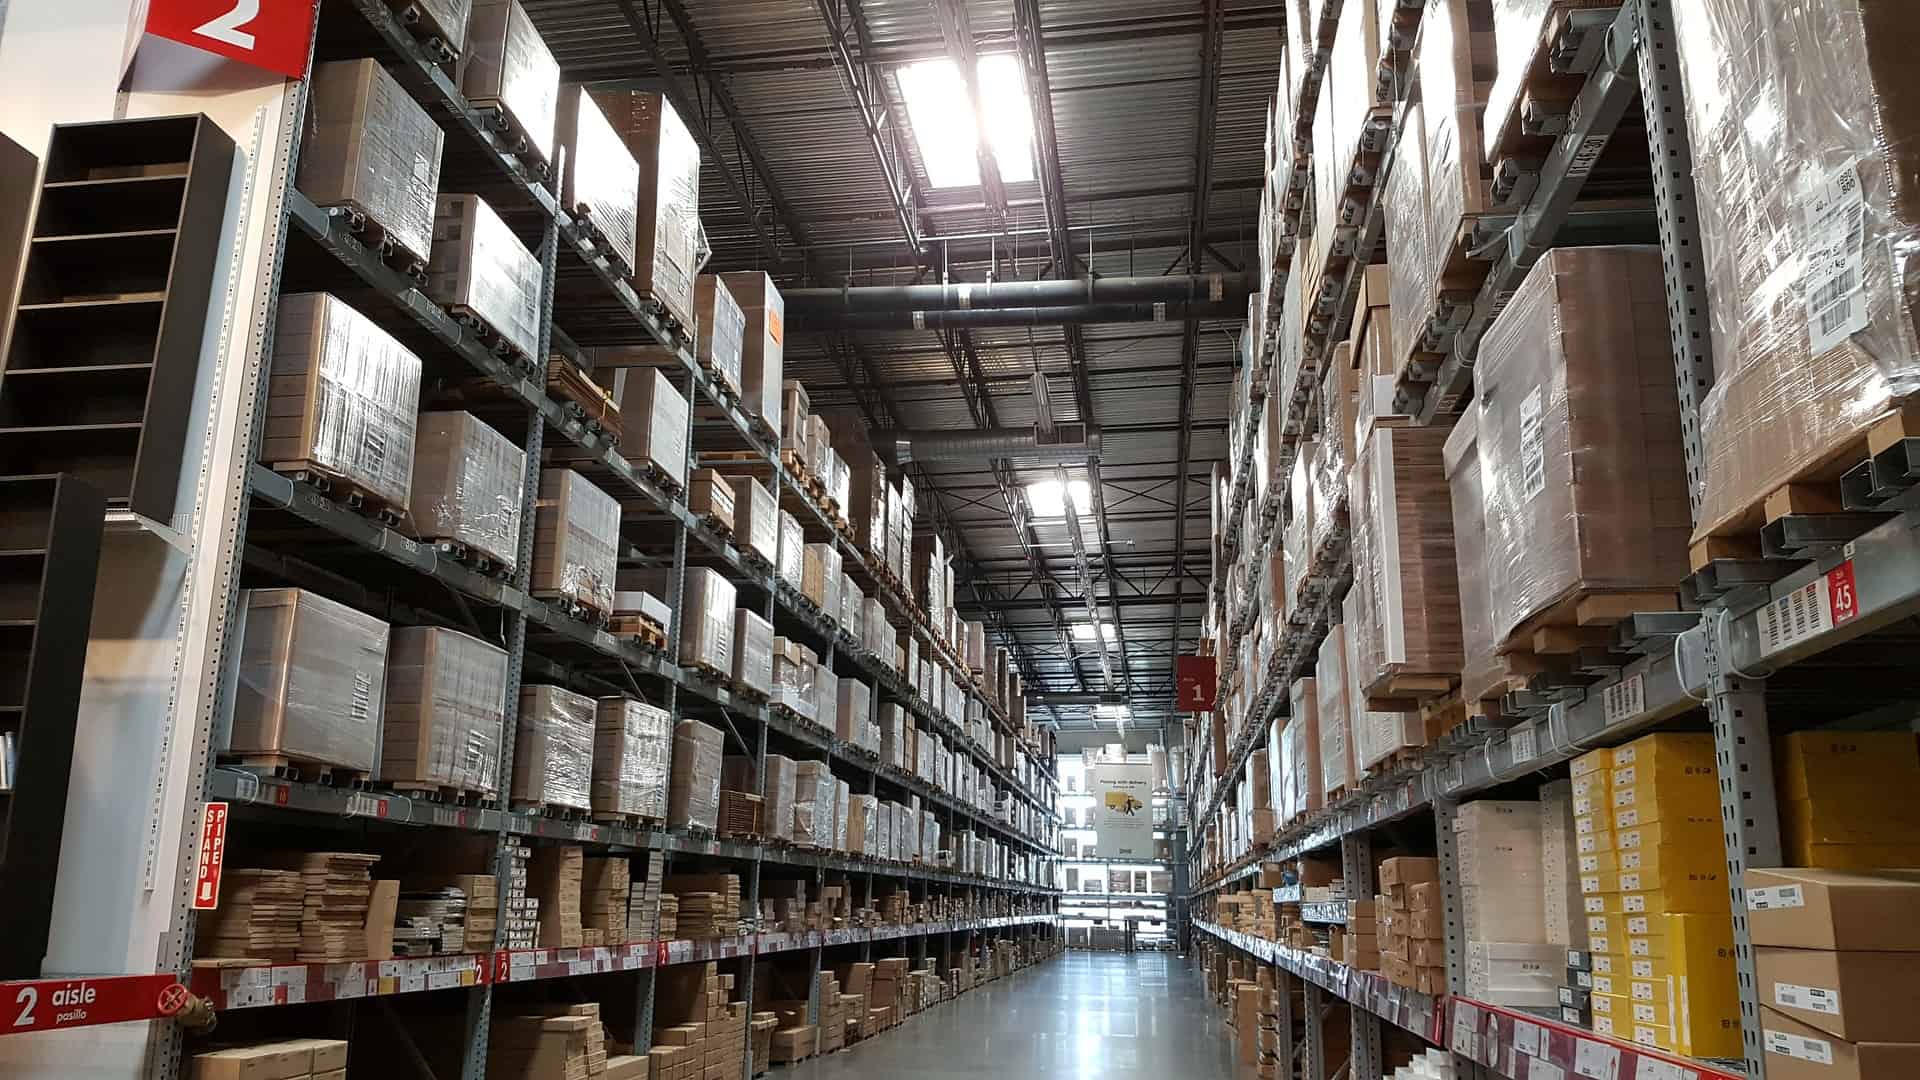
left=582, top=855, right=629, bottom=945
left=1379, top=857, right=1443, bottom=993
left=489, top=1003, right=607, bottom=1080
left=1457, top=801, right=1559, bottom=1006
left=1775, top=732, right=1920, bottom=869
left=1573, top=734, right=1738, bottom=1058
left=529, top=846, right=583, bottom=949
left=504, top=844, right=539, bottom=948
left=189, top=1039, right=349, bottom=1080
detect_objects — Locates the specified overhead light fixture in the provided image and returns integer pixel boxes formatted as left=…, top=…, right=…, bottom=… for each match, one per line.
left=1095, top=703, right=1130, bottom=723
left=1070, top=621, right=1117, bottom=648
left=1026, top=478, right=1091, bottom=520
left=897, top=53, right=1037, bottom=189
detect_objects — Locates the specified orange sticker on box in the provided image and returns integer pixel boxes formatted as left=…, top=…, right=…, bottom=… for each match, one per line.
left=767, top=307, right=784, bottom=346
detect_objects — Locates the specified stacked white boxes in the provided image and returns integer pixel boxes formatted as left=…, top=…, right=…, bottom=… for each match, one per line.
left=1456, top=801, right=1559, bottom=1006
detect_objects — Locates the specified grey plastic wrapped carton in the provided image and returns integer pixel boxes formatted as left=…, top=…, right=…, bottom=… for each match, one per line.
left=556, top=86, right=639, bottom=275
left=532, top=469, right=619, bottom=615
left=460, top=0, right=559, bottom=167
left=667, top=720, right=724, bottom=829
left=511, top=685, right=595, bottom=812
left=232, top=588, right=389, bottom=774
left=591, top=697, right=670, bottom=822
left=679, top=567, right=737, bottom=673
left=720, top=271, right=784, bottom=436
left=594, top=91, right=702, bottom=333
left=426, top=194, right=541, bottom=361
left=300, top=59, right=443, bottom=267
left=381, top=627, right=508, bottom=798
left=408, top=411, right=524, bottom=571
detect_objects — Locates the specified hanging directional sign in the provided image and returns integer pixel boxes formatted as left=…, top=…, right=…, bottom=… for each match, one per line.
left=145, top=0, right=319, bottom=80
left=1175, top=654, right=1217, bottom=712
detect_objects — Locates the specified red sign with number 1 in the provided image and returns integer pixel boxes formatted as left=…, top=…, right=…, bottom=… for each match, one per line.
left=146, top=0, right=319, bottom=80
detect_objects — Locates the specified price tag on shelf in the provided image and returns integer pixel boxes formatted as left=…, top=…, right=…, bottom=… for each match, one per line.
left=1632, top=1060, right=1695, bottom=1080
left=1509, top=723, right=1538, bottom=765
left=1513, top=1018, right=1545, bottom=1058
left=1528, top=1058, right=1567, bottom=1080
left=1451, top=1004, right=1481, bottom=1059
left=1573, top=1039, right=1621, bottom=1080
left=1603, top=673, right=1647, bottom=727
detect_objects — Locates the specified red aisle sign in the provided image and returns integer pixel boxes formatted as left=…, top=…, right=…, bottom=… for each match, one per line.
left=192, top=802, right=229, bottom=910
left=4, top=975, right=184, bottom=1035
left=145, top=0, right=319, bottom=79
left=1828, top=561, right=1860, bottom=627
left=1175, top=655, right=1218, bottom=713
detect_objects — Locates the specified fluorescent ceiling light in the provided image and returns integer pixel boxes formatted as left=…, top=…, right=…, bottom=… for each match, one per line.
left=1095, top=703, right=1130, bottom=721
left=1026, top=478, right=1091, bottom=519
left=898, top=53, right=1037, bottom=189
left=1071, top=622, right=1117, bottom=649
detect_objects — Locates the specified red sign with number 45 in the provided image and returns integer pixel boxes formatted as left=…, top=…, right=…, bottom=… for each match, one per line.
left=146, top=0, right=319, bottom=80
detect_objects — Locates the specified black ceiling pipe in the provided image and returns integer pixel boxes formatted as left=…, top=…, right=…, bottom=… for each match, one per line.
left=792, top=300, right=1248, bottom=331
left=783, top=272, right=1254, bottom=313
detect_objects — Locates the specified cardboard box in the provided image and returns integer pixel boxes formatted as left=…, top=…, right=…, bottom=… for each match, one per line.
left=592, top=695, right=671, bottom=821
left=1761, top=1007, right=1920, bottom=1080
left=511, top=684, right=595, bottom=811
left=460, top=0, right=558, bottom=165
left=1745, top=868, right=1920, bottom=951
left=590, top=89, right=701, bottom=332
left=300, top=59, right=443, bottom=266
left=231, top=588, right=388, bottom=773
left=531, top=468, right=620, bottom=613
left=426, top=193, right=541, bottom=360
left=407, top=411, right=524, bottom=570
left=382, top=626, right=509, bottom=798
left=718, top=272, right=783, bottom=436
left=1758, top=946, right=1918, bottom=1041
left=556, top=85, right=639, bottom=274
left=668, top=720, right=724, bottom=829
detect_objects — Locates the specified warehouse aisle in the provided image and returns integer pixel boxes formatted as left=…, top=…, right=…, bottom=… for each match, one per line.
left=787, top=950, right=1239, bottom=1079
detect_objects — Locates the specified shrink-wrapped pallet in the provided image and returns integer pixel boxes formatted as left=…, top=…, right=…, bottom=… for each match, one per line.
left=1347, top=424, right=1462, bottom=694
left=591, top=696, right=670, bottom=822
left=688, top=468, right=734, bottom=535
left=512, top=685, right=595, bottom=812
left=1283, top=442, right=1316, bottom=608
left=1344, top=588, right=1424, bottom=772
left=811, top=665, right=839, bottom=731
left=771, top=637, right=816, bottom=720
left=532, top=469, right=619, bottom=614
left=776, top=509, right=804, bottom=591
left=724, top=473, right=778, bottom=566
left=835, top=780, right=851, bottom=851
left=264, top=293, right=423, bottom=513
left=1442, top=413, right=1505, bottom=707
left=1315, top=622, right=1356, bottom=797
left=1472, top=247, right=1689, bottom=644
left=1386, top=96, right=1432, bottom=377
left=592, top=90, right=701, bottom=332
left=426, top=194, right=541, bottom=361
left=1671, top=0, right=1920, bottom=544
left=609, top=367, right=689, bottom=490
left=232, top=588, right=388, bottom=774
left=1284, top=678, right=1323, bottom=822
left=694, top=274, right=744, bottom=399
left=763, top=754, right=798, bottom=841
left=461, top=0, right=558, bottom=165
left=678, top=567, right=736, bottom=674
left=1309, top=353, right=1361, bottom=558
left=840, top=574, right=865, bottom=641
left=803, top=542, right=842, bottom=614
left=719, top=271, right=784, bottom=436
left=1419, top=0, right=1495, bottom=307
left=556, top=86, right=638, bottom=274
left=408, top=411, right=523, bottom=571
left=793, top=760, right=835, bottom=847
left=667, top=720, right=724, bottom=829
left=848, top=794, right=878, bottom=855
left=732, top=608, right=774, bottom=698
left=299, top=59, right=443, bottom=267
left=836, top=678, right=873, bottom=752
left=381, top=627, right=508, bottom=798
left=384, top=0, right=470, bottom=56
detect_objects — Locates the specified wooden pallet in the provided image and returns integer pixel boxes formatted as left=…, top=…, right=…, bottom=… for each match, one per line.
left=1689, top=404, right=1920, bottom=570
left=415, top=535, right=515, bottom=578
left=318, top=195, right=429, bottom=278
left=1390, top=212, right=1497, bottom=398
left=1366, top=669, right=1457, bottom=701
left=1495, top=587, right=1678, bottom=657
left=443, top=302, right=538, bottom=374
left=536, top=591, right=612, bottom=628
left=1484, top=2, right=1623, bottom=166
left=269, top=460, right=406, bottom=526
left=688, top=660, right=734, bottom=689
left=546, top=358, right=623, bottom=445
left=610, top=612, right=668, bottom=652
left=511, top=800, right=587, bottom=819
left=467, top=95, right=554, bottom=178
left=221, top=753, right=371, bottom=789
left=719, top=790, right=764, bottom=839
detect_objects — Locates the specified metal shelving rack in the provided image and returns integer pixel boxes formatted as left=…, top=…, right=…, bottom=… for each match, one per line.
left=86, top=2, right=1063, bottom=1077
left=1181, top=2, right=1916, bottom=1079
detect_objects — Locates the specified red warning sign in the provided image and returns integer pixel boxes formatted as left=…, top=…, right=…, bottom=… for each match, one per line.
left=192, top=802, right=229, bottom=910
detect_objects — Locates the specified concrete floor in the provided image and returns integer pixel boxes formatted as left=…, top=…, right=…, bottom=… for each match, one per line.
left=784, top=950, right=1241, bottom=1079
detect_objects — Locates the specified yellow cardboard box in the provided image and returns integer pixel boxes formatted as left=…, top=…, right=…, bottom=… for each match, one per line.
left=1610, top=732, right=1715, bottom=773
left=1776, top=732, right=1920, bottom=801
left=1570, top=747, right=1613, bottom=779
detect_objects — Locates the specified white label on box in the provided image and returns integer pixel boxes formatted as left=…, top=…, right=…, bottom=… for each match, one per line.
left=1614, top=765, right=1639, bottom=786
left=1759, top=575, right=1836, bottom=656
left=1774, top=981, right=1842, bottom=1015
left=1631, top=939, right=1652, bottom=958
left=1633, top=1002, right=1657, bottom=1023
left=1590, top=939, right=1613, bottom=960
left=1748, top=884, right=1805, bottom=910
left=1801, top=157, right=1870, bottom=356
left=1633, top=959, right=1654, bottom=979
left=1766, top=1028, right=1836, bottom=1065
left=1623, top=894, right=1648, bottom=914
left=1627, top=915, right=1650, bottom=935
left=1585, top=897, right=1607, bottom=914
left=1519, top=387, right=1548, bottom=501
left=1577, top=970, right=1594, bottom=988
left=1633, top=1060, right=1695, bottom=1080
left=1603, top=673, right=1646, bottom=727
left=1593, top=974, right=1615, bottom=995
left=1593, top=1015, right=1616, bottom=1036
left=1510, top=723, right=1538, bottom=764
left=1528, top=1057, right=1565, bottom=1080
left=1632, top=981, right=1655, bottom=1002
left=1621, top=872, right=1642, bottom=891
left=1573, top=1038, right=1621, bottom=1080
left=1513, top=1018, right=1545, bottom=1057
left=1617, top=808, right=1642, bottom=829
left=1581, top=854, right=1601, bottom=873
left=1588, top=916, right=1609, bottom=934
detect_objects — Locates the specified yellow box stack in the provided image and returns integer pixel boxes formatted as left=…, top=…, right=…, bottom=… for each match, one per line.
left=1775, top=732, right=1920, bottom=869
left=1572, top=734, right=1739, bottom=1058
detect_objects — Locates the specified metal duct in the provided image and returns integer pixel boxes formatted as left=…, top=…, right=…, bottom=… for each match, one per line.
left=785, top=272, right=1252, bottom=313
left=874, top=423, right=1101, bottom=465
left=793, top=301, right=1246, bottom=331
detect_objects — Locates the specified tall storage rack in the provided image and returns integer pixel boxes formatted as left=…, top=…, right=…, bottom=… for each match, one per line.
left=89, top=2, right=1065, bottom=1078
left=1184, top=1, right=1920, bottom=1079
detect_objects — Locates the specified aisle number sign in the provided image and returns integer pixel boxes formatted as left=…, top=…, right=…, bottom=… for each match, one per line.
left=193, top=802, right=229, bottom=910
left=1175, top=655, right=1216, bottom=712
left=1092, top=763, right=1154, bottom=859
left=145, top=0, right=320, bottom=80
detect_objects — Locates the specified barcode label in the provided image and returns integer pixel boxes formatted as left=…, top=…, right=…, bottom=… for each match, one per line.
left=1802, top=159, right=1870, bottom=356
left=1759, top=576, right=1836, bottom=655
left=1775, top=981, right=1841, bottom=1015
left=1509, top=723, right=1538, bottom=763
left=1519, top=387, right=1548, bottom=501
left=1749, top=884, right=1805, bottom=910
left=1766, top=1029, right=1835, bottom=1065
left=1602, top=673, right=1645, bottom=727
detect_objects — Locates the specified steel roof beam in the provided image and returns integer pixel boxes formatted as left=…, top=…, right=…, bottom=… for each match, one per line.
left=810, top=0, right=925, bottom=256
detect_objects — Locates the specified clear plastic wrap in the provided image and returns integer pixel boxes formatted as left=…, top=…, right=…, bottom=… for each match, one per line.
left=827, top=450, right=850, bottom=513
left=678, top=567, right=737, bottom=672
left=408, top=411, right=523, bottom=570
left=836, top=678, right=873, bottom=751
left=1288, top=678, right=1324, bottom=822
left=1310, top=69, right=1341, bottom=294
left=840, top=574, right=864, bottom=640
left=879, top=703, right=907, bottom=770
left=427, top=194, right=541, bottom=361
left=558, top=86, right=639, bottom=274
left=385, top=0, right=470, bottom=56
left=763, top=754, right=797, bottom=841
left=850, top=793, right=878, bottom=855
left=724, top=474, right=778, bottom=566
left=1309, top=355, right=1358, bottom=558
left=1472, top=247, right=1690, bottom=644
left=811, top=664, right=839, bottom=731
left=462, top=0, right=559, bottom=165
left=777, top=509, right=805, bottom=591
left=592, top=91, right=701, bottom=329
left=771, top=637, right=817, bottom=719
left=689, top=468, right=735, bottom=534
left=793, top=760, right=835, bottom=847
left=266, top=293, right=423, bottom=513
left=532, top=469, right=619, bottom=613
left=1443, top=413, right=1505, bottom=707
left=511, top=684, right=595, bottom=811
left=1283, top=440, right=1317, bottom=609
left=591, top=696, right=671, bottom=821
left=732, top=608, right=774, bottom=697
left=863, top=597, right=889, bottom=657
left=233, top=588, right=388, bottom=773
left=805, top=542, right=842, bottom=616
left=300, top=59, right=443, bottom=266
left=667, top=719, right=724, bottom=829
left=720, top=271, right=784, bottom=436
left=1385, top=95, right=1431, bottom=382
left=694, top=274, right=745, bottom=398
left=614, top=367, right=689, bottom=489
left=1330, top=0, right=1381, bottom=191
left=835, top=780, right=850, bottom=851
left=1342, top=589, right=1423, bottom=772
left=1315, top=621, right=1354, bottom=796
left=1672, top=0, right=1920, bottom=541
left=1418, top=0, right=1494, bottom=295
left=382, top=626, right=507, bottom=797
left=1347, top=424, right=1462, bottom=694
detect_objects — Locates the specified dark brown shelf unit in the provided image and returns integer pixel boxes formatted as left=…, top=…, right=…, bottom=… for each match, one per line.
left=0, top=114, right=235, bottom=524
left=0, top=472, right=105, bottom=979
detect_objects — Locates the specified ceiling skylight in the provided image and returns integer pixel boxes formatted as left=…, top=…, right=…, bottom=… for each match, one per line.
left=1071, top=622, right=1117, bottom=649
left=897, top=53, right=1037, bottom=188
left=1026, top=478, right=1091, bottom=520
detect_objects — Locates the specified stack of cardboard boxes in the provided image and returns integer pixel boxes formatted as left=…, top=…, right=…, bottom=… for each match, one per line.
left=1573, top=734, right=1737, bottom=1057
left=488, top=1003, right=606, bottom=1080
left=189, top=1040, right=348, bottom=1080
left=1456, top=801, right=1559, bottom=1006
left=653, top=963, right=746, bottom=1079
left=1775, top=732, right=1920, bottom=869
left=529, top=846, right=583, bottom=949
left=815, top=971, right=846, bottom=1052
left=870, top=958, right=909, bottom=1024
left=1378, top=857, right=1442, bottom=993
left=663, top=873, right=740, bottom=939
left=582, top=855, right=629, bottom=945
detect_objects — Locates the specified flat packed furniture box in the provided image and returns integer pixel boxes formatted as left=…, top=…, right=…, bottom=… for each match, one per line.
left=1442, top=413, right=1505, bottom=708
left=668, top=720, right=724, bottom=829
left=425, top=194, right=541, bottom=361
left=694, top=274, right=744, bottom=399
left=725, top=473, right=777, bottom=566
left=679, top=567, right=737, bottom=673
left=555, top=86, right=638, bottom=275
left=231, top=588, right=389, bottom=775
left=263, top=292, right=423, bottom=514
left=610, top=366, right=689, bottom=491
left=721, top=272, right=783, bottom=437
left=407, top=410, right=524, bottom=571
left=593, top=90, right=702, bottom=333
left=1470, top=246, right=1688, bottom=646
left=1346, top=424, right=1461, bottom=699
left=511, top=684, right=595, bottom=812
left=532, top=469, right=619, bottom=616
left=380, top=626, right=509, bottom=799
left=592, top=696, right=671, bottom=822
left=299, top=58, right=444, bottom=268
left=732, top=607, right=774, bottom=698
left=459, top=0, right=559, bottom=167
left=1674, top=0, right=1920, bottom=549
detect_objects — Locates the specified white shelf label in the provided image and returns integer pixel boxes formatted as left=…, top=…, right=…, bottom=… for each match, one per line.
left=1748, top=884, right=1805, bottom=910
left=1512, top=1018, right=1544, bottom=1057
left=1766, top=1028, right=1835, bottom=1065
left=1573, top=1039, right=1621, bottom=1080
left=1528, top=1059, right=1566, bottom=1080
left=1602, top=674, right=1646, bottom=727
left=1633, top=1059, right=1695, bottom=1080
left=1774, top=981, right=1841, bottom=1015
left=1758, top=575, right=1836, bottom=655
left=1510, top=723, right=1538, bottom=764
